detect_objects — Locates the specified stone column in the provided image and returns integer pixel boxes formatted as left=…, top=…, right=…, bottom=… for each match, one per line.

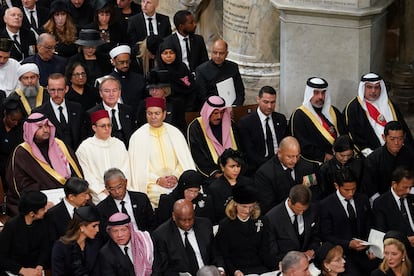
left=271, top=0, right=393, bottom=116
left=222, top=0, right=280, bottom=104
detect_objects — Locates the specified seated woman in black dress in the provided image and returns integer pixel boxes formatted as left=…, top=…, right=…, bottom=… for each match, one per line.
left=371, top=231, right=412, bottom=276
left=156, top=169, right=214, bottom=226
left=215, top=184, right=269, bottom=275
left=314, top=242, right=346, bottom=276
left=0, top=191, right=49, bottom=275
left=65, top=61, right=101, bottom=112
left=0, top=95, right=23, bottom=193
left=207, top=148, right=251, bottom=224
left=67, top=29, right=112, bottom=88
left=319, top=135, right=363, bottom=198
left=51, top=205, right=103, bottom=276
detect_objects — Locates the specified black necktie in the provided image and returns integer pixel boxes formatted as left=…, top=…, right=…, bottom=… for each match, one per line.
left=183, top=37, right=191, bottom=63
left=293, top=214, right=299, bottom=235
left=12, top=34, right=22, bottom=52
left=120, top=200, right=129, bottom=216
left=124, top=246, right=129, bottom=256
left=147, top=17, right=154, bottom=35
left=286, top=168, right=294, bottom=183
left=58, top=106, right=67, bottom=125
left=111, top=109, right=119, bottom=131
left=345, top=199, right=356, bottom=220
left=265, top=117, right=274, bottom=157
left=400, top=198, right=409, bottom=219
left=30, top=10, right=36, bottom=28
left=184, top=231, right=199, bottom=275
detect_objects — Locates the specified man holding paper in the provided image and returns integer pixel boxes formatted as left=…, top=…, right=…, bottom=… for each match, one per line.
left=196, top=39, right=245, bottom=106
left=319, top=167, right=379, bottom=275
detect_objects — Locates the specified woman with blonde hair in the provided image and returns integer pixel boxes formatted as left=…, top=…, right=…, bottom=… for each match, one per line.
left=51, top=206, right=103, bottom=276
left=215, top=183, right=269, bottom=275
left=371, top=231, right=412, bottom=276
left=43, top=0, right=78, bottom=57
left=314, top=242, right=346, bottom=276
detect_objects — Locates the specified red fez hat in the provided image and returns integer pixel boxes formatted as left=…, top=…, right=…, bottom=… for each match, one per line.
left=146, top=97, right=166, bottom=110
left=90, top=109, right=109, bottom=124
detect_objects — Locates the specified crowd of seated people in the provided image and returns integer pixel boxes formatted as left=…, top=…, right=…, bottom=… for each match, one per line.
left=1, top=1, right=414, bottom=275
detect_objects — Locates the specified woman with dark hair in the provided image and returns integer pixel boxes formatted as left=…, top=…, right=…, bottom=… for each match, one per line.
left=215, top=184, right=269, bottom=275
left=319, top=135, right=363, bottom=198
left=157, top=40, right=200, bottom=112
left=0, top=191, right=49, bottom=275
left=86, top=0, right=127, bottom=55
left=43, top=0, right=78, bottom=58
left=156, top=169, right=214, bottom=226
left=0, top=94, right=23, bottom=191
left=66, top=29, right=112, bottom=88
left=65, top=61, right=101, bottom=111
left=371, top=231, right=412, bottom=276
left=51, top=205, right=102, bottom=276
left=207, top=148, right=251, bottom=224
left=314, top=242, right=346, bottom=276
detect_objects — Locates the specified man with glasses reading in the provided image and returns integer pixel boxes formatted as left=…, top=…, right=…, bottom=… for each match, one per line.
left=76, top=110, right=131, bottom=204
left=87, top=75, right=136, bottom=148
left=33, top=73, right=87, bottom=150
left=97, top=168, right=155, bottom=236
left=21, top=33, right=66, bottom=87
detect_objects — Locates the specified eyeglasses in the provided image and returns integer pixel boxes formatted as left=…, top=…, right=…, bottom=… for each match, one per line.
left=101, top=88, right=120, bottom=94
left=40, top=45, right=56, bottom=51
left=107, top=183, right=124, bottom=192
left=95, top=123, right=112, bottom=129
left=72, top=72, right=87, bottom=78
left=48, top=88, right=65, bottom=94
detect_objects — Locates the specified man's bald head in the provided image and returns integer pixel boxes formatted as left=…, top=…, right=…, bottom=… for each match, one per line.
left=211, top=39, right=228, bottom=66
left=278, top=136, right=301, bottom=169
left=172, top=199, right=195, bottom=231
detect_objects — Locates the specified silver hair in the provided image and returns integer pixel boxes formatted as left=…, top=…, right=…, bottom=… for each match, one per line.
left=280, top=251, right=307, bottom=273
left=104, top=168, right=126, bottom=186
left=196, top=265, right=220, bottom=276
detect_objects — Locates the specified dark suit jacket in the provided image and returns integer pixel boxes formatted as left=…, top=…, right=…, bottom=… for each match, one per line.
left=319, top=192, right=372, bottom=251
left=152, top=217, right=222, bottom=275
left=238, top=110, right=288, bottom=174
left=45, top=200, right=71, bottom=245
left=127, top=12, right=172, bottom=46
left=96, top=239, right=135, bottom=276
left=163, top=33, right=208, bottom=73
left=22, top=54, right=67, bottom=87
left=87, top=103, right=136, bottom=148
left=263, top=202, right=320, bottom=269
left=255, top=156, right=320, bottom=213
left=32, top=100, right=87, bottom=150
left=96, top=191, right=155, bottom=234
left=0, top=27, right=36, bottom=62
left=21, top=5, right=49, bottom=36
left=373, top=191, right=414, bottom=236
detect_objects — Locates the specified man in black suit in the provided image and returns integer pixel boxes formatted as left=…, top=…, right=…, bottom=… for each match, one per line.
left=163, top=10, right=208, bottom=74
left=127, top=0, right=171, bottom=46
left=319, top=167, right=378, bottom=275
left=238, top=86, right=288, bottom=175
left=97, top=212, right=154, bottom=276
left=152, top=199, right=224, bottom=275
left=87, top=76, right=136, bottom=148
left=33, top=73, right=87, bottom=150
left=255, top=136, right=320, bottom=213
left=263, top=184, right=320, bottom=270
left=373, top=166, right=414, bottom=258
left=46, top=177, right=90, bottom=243
left=97, top=167, right=155, bottom=235
left=0, top=7, right=36, bottom=62
left=20, top=0, right=49, bottom=38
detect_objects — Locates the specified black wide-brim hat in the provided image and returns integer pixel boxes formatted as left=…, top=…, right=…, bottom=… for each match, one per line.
left=75, top=29, right=105, bottom=47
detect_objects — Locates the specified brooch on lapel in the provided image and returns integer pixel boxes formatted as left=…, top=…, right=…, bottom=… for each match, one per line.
left=198, top=200, right=205, bottom=208
left=255, top=220, right=263, bottom=232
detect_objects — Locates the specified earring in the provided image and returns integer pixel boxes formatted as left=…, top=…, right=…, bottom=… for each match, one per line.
left=80, top=228, right=84, bottom=233
left=402, top=258, right=406, bottom=262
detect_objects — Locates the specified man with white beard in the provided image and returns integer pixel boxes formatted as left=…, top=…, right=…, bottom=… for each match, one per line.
left=9, top=63, right=48, bottom=117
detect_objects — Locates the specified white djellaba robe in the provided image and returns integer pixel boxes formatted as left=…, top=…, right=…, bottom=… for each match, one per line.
left=76, top=135, right=131, bottom=204
left=0, top=58, right=20, bottom=96
left=128, top=122, right=195, bottom=208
